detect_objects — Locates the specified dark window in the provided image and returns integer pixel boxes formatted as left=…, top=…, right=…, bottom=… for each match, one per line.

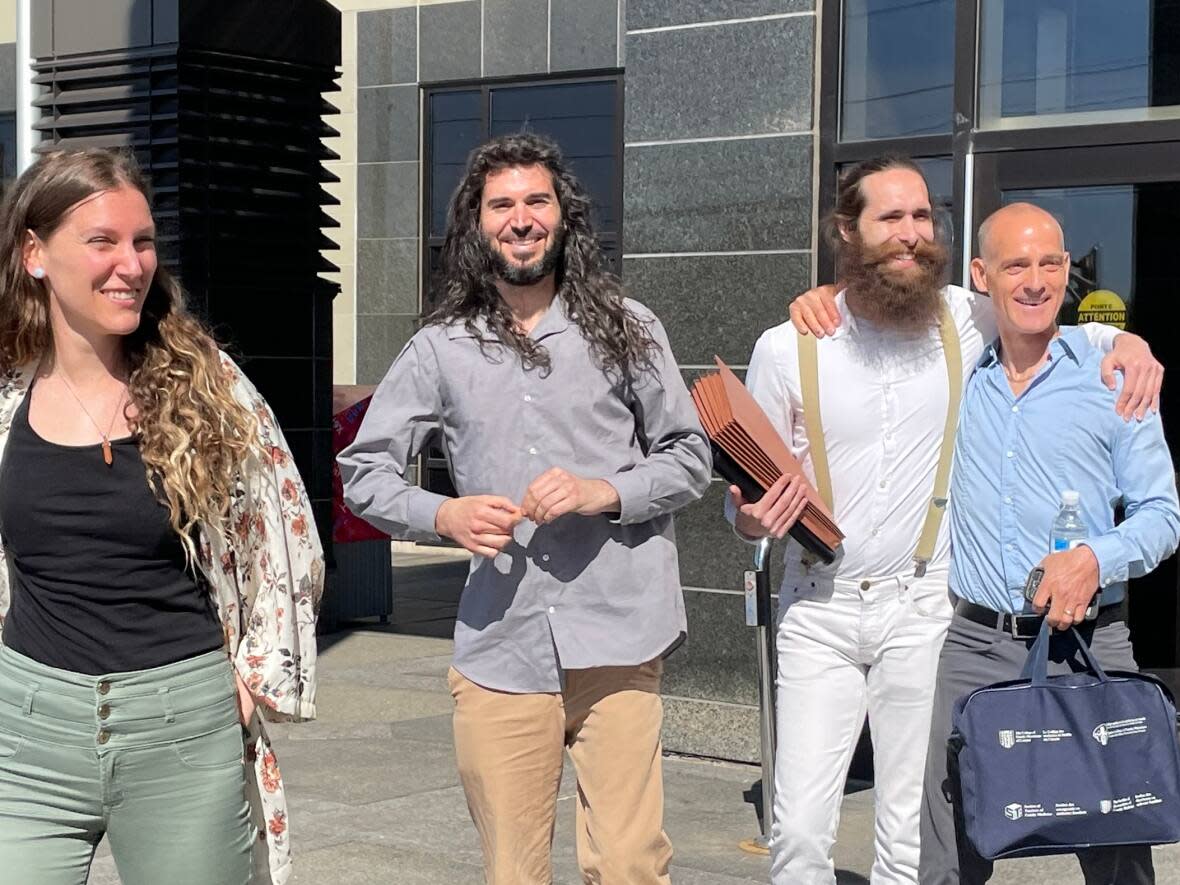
left=422, top=73, right=624, bottom=309
left=0, top=113, right=18, bottom=187
left=978, top=0, right=1180, bottom=128
left=427, top=89, right=482, bottom=239
left=840, top=0, right=956, bottom=140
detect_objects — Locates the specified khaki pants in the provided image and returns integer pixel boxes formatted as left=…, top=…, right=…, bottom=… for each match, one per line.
left=448, top=659, right=672, bottom=885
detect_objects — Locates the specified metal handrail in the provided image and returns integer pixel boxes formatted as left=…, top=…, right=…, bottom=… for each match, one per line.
left=740, top=537, right=777, bottom=854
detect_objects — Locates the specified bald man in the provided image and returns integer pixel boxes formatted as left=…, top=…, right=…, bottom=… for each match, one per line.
left=917, top=203, right=1180, bottom=884
left=757, top=158, right=1163, bottom=885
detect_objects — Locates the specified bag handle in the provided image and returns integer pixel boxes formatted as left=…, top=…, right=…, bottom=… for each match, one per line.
left=1020, top=619, right=1111, bottom=686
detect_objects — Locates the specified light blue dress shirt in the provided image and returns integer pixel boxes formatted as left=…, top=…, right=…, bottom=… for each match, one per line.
left=950, top=327, right=1180, bottom=613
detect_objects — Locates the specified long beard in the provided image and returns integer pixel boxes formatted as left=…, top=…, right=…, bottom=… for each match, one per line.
left=482, top=228, right=565, bottom=286
left=838, top=233, right=949, bottom=331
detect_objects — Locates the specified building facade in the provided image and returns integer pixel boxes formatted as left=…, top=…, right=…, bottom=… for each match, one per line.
left=4, top=0, right=1177, bottom=763
left=325, top=0, right=1180, bottom=763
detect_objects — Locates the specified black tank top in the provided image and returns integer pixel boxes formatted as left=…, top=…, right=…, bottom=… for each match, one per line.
left=0, top=389, right=223, bottom=674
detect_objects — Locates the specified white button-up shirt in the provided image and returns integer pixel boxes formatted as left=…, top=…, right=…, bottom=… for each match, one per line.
left=732, top=286, right=1117, bottom=585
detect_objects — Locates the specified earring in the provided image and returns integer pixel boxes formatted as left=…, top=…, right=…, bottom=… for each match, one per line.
left=31, top=267, right=45, bottom=279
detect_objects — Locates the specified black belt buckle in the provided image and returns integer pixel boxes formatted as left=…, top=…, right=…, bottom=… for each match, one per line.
left=1009, top=613, right=1042, bottom=640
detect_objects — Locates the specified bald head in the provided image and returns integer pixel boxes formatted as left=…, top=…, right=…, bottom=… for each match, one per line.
left=970, top=201, right=1070, bottom=342
left=977, top=202, right=1064, bottom=262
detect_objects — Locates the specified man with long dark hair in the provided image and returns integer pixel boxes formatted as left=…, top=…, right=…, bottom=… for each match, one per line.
left=728, top=156, right=1162, bottom=884
left=339, top=133, right=710, bottom=884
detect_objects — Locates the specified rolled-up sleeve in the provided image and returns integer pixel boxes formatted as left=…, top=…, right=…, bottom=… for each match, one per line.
left=608, top=314, right=712, bottom=524
left=1084, top=406, right=1180, bottom=587
left=338, top=335, right=450, bottom=541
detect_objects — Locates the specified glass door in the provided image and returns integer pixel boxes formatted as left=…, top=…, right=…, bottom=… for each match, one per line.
left=973, top=143, right=1180, bottom=677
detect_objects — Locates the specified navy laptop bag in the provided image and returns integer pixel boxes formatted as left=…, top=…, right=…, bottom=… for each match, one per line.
left=951, top=620, right=1180, bottom=860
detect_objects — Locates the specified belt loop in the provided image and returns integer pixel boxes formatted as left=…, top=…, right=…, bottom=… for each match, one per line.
left=159, top=687, right=175, bottom=723
left=22, top=685, right=37, bottom=716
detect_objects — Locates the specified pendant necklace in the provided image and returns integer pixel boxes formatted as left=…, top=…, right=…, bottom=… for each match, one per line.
left=56, top=373, right=127, bottom=467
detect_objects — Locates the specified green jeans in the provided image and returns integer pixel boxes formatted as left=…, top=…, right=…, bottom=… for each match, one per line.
left=0, top=645, right=255, bottom=885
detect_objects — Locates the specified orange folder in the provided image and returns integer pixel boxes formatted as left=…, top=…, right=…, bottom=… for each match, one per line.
left=692, top=357, right=843, bottom=562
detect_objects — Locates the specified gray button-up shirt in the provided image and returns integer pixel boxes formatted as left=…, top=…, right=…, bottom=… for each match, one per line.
left=338, top=297, right=711, bottom=692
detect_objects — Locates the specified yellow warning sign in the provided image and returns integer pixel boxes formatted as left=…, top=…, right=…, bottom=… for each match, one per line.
left=1076, top=289, right=1126, bottom=329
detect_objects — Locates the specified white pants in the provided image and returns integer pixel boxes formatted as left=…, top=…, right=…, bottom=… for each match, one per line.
left=770, top=570, right=953, bottom=885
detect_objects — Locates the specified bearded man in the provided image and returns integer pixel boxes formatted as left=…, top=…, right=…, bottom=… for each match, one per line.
left=727, top=155, right=1162, bottom=885
left=339, top=133, right=710, bottom=885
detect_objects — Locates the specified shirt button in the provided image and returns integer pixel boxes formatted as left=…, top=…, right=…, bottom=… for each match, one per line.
left=1004, top=496, right=1012, bottom=504
left=524, top=394, right=532, bottom=403
left=1011, top=405, right=1019, bottom=413
left=542, top=554, right=550, bottom=562
left=97, top=729, right=110, bottom=745
left=1006, top=450, right=1015, bottom=459
left=1006, top=544, right=1014, bottom=551
left=528, top=447, right=537, bottom=455
left=97, top=681, right=111, bottom=696
left=98, top=704, right=111, bottom=720
left=871, top=528, right=879, bottom=537
left=860, top=580, right=871, bottom=590
left=548, top=605, right=556, bottom=614
left=879, top=480, right=887, bottom=489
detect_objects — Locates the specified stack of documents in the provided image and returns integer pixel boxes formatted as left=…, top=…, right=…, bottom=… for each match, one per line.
left=691, top=357, right=843, bottom=563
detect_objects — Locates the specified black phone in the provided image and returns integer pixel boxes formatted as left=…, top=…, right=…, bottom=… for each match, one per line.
left=1022, top=567, right=1044, bottom=606
left=1022, top=565, right=1099, bottom=619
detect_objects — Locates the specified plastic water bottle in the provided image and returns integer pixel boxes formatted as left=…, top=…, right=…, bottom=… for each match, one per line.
left=1050, top=490, right=1087, bottom=553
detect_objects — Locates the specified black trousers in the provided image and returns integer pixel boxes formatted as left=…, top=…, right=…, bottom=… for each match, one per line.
left=918, top=613, right=1155, bottom=885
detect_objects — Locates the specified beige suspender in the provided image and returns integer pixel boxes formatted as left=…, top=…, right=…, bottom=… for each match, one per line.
left=797, top=304, right=962, bottom=577
left=797, top=331, right=834, bottom=513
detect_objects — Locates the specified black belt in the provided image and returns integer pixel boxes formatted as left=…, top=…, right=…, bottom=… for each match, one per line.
left=953, top=596, right=1127, bottom=640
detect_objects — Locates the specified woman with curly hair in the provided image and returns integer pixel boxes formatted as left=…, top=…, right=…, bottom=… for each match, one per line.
left=0, top=148, right=322, bottom=885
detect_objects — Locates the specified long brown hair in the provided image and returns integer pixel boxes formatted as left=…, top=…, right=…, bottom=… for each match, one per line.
left=0, top=149, right=258, bottom=558
left=428, top=133, right=659, bottom=378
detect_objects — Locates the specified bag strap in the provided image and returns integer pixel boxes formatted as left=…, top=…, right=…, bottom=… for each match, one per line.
left=798, top=331, right=834, bottom=511
left=1020, top=620, right=1111, bottom=686
left=913, top=304, right=961, bottom=577
left=798, top=304, right=961, bottom=577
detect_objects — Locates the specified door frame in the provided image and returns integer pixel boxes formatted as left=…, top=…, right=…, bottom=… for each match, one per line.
left=971, top=142, right=1180, bottom=251
left=971, top=143, right=1180, bottom=672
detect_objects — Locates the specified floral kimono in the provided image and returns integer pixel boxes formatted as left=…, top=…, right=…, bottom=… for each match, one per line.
left=0, top=355, right=323, bottom=885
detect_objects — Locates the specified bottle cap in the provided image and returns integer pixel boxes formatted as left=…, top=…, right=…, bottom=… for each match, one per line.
left=1061, top=489, right=1080, bottom=506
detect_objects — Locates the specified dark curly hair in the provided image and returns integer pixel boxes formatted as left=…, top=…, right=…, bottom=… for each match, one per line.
left=427, top=133, right=658, bottom=377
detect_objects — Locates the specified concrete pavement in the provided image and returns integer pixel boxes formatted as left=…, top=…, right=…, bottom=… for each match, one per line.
left=82, top=546, right=1180, bottom=883
left=85, top=621, right=1180, bottom=883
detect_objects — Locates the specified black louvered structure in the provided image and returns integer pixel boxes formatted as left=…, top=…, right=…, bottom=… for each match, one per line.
left=30, top=0, right=341, bottom=557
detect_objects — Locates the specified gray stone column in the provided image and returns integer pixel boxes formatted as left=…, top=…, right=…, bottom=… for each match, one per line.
left=623, top=0, right=817, bottom=762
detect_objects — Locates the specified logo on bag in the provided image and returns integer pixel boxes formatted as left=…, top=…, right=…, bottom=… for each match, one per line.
left=1099, top=795, right=1144, bottom=814
left=1004, top=803, right=1023, bottom=821
left=1092, top=717, right=1148, bottom=746
left=993, top=727, right=1073, bottom=747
